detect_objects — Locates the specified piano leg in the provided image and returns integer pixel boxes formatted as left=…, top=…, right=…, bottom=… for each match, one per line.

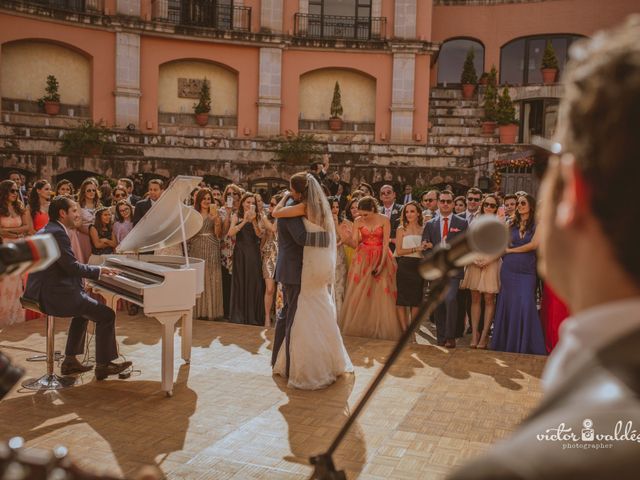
left=181, top=311, right=192, bottom=364
left=153, top=311, right=185, bottom=397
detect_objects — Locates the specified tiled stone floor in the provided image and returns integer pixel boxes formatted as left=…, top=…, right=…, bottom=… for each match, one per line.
left=0, top=315, right=546, bottom=479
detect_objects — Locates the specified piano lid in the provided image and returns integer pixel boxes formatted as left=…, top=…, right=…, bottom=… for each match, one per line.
left=116, top=175, right=203, bottom=254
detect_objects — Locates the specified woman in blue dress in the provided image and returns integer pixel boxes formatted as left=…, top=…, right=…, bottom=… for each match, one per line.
left=491, top=194, right=546, bottom=355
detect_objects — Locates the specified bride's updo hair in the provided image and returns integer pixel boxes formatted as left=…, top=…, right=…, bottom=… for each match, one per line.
left=289, top=172, right=310, bottom=202
left=357, top=196, right=379, bottom=213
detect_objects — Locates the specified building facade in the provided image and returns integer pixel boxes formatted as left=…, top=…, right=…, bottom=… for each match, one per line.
left=0, top=0, right=636, bottom=194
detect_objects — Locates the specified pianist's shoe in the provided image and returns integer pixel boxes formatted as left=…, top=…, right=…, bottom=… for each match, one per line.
left=61, top=356, right=93, bottom=375
left=95, top=361, right=133, bottom=380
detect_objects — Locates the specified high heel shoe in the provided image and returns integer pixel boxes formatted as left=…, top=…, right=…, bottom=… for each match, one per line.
left=469, top=332, right=479, bottom=349
left=477, top=333, right=489, bottom=350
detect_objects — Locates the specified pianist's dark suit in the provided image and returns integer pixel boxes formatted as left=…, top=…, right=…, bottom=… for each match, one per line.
left=24, top=221, right=118, bottom=365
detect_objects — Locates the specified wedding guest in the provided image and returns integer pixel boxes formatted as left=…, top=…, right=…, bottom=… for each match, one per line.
left=453, top=196, right=467, bottom=215
left=113, top=200, right=134, bottom=244
left=420, top=189, right=439, bottom=222
left=188, top=188, right=223, bottom=321
left=0, top=179, right=29, bottom=326
left=7, top=171, right=26, bottom=204
left=132, top=179, right=163, bottom=226
left=340, top=196, right=401, bottom=340
left=378, top=184, right=402, bottom=252
left=541, top=284, right=570, bottom=353
left=460, top=188, right=482, bottom=224
left=503, top=193, right=517, bottom=224
left=110, top=187, right=128, bottom=215
left=117, top=177, right=140, bottom=206
left=339, top=197, right=360, bottom=270
left=401, top=185, right=414, bottom=204
left=260, top=195, right=279, bottom=327
left=220, top=183, right=242, bottom=318
left=491, top=194, right=546, bottom=354
left=89, top=207, right=116, bottom=257
left=55, top=179, right=74, bottom=197
left=76, top=178, right=101, bottom=262
left=28, top=180, right=52, bottom=233
left=394, top=201, right=428, bottom=330
left=460, top=195, right=502, bottom=348
left=329, top=196, right=348, bottom=318
left=99, top=183, right=113, bottom=207
left=227, top=192, right=265, bottom=325
left=357, top=182, right=374, bottom=197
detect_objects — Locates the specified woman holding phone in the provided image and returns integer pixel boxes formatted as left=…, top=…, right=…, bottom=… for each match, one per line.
left=189, top=188, right=224, bottom=320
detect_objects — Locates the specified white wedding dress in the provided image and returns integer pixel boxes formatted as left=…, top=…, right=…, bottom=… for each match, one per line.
left=274, top=218, right=354, bottom=390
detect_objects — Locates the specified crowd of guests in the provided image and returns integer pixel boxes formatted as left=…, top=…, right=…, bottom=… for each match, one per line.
left=0, top=167, right=567, bottom=355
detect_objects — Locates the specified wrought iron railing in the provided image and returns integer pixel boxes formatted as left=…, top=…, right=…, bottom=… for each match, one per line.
left=294, top=13, right=386, bottom=41
left=0, top=0, right=104, bottom=14
left=154, top=0, right=251, bottom=32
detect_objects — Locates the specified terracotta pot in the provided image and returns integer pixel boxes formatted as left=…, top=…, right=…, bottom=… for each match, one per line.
left=461, top=84, right=475, bottom=100
left=498, top=123, right=519, bottom=144
left=195, top=113, right=209, bottom=126
left=481, top=121, right=497, bottom=135
left=328, top=117, right=343, bottom=131
left=541, top=68, right=558, bottom=85
left=44, top=101, right=60, bottom=115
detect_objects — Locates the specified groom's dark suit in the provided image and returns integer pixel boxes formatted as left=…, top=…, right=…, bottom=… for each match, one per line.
left=272, top=202, right=328, bottom=376
left=24, top=221, right=119, bottom=365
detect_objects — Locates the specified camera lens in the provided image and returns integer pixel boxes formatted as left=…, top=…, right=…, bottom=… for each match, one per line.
left=0, top=351, right=25, bottom=400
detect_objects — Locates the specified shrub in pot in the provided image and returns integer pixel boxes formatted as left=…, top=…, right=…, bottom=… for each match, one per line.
left=541, top=40, right=559, bottom=84
left=481, top=66, right=499, bottom=135
left=460, top=48, right=478, bottom=99
left=496, top=86, right=519, bottom=144
left=39, top=75, right=61, bottom=115
left=329, top=81, right=344, bottom=131
left=60, top=120, right=114, bottom=157
left=193, top=78, right=211, bottom=126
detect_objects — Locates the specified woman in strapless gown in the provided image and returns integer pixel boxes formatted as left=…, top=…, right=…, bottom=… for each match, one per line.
left=339, top=198, right=401, bottom=340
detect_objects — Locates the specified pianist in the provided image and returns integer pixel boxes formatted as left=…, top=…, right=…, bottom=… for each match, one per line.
left=24, top=196, right=132, bottom=380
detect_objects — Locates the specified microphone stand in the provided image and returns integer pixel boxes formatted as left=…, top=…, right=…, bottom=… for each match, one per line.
left=309, top=273, right=456, bottom=479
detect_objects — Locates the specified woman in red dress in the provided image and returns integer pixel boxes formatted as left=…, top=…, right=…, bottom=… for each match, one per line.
left=541, top=284, right=570, bottom=353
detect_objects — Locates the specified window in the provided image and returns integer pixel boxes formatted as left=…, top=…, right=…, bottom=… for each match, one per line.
left=305, top=0, right=374, bottom=39
left=437, top=38, right=484, bottom=86
left=520, top=98, right=559, bottom=144
left=500, top=34, right=583, bottom=85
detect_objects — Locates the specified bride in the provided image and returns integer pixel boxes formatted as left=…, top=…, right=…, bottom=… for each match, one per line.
left=271, top=173, right=353, bottom=390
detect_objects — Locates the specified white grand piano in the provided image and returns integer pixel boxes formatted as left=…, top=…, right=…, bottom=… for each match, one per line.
left=89, top=176, right=205, bottom=396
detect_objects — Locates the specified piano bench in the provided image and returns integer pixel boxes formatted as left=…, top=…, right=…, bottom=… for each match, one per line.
left=18, top=297, right=75, bottom=392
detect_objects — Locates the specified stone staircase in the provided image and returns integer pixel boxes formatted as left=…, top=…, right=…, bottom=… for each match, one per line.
left=428, top=87, right=498, bottom=168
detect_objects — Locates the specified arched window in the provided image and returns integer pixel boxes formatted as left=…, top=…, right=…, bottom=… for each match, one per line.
left=500, top=34, right=583, bottom=85
left=437, top=38, right=485, bottom=86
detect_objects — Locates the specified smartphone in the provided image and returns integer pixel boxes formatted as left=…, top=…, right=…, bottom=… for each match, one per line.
left=226, top=196, right=233, bottom=208
left=209, top=204, right=218, bottom=214
left=250, top=204, right=256, bottom=213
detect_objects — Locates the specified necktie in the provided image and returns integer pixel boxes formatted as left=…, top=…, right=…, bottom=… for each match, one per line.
left=442, top=217, right=449, bottom=239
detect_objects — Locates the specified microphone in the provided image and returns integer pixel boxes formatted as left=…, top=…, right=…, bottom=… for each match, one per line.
left=0, top=234, right=60, bottom=277
left=419, top=216, right=509, bottom=281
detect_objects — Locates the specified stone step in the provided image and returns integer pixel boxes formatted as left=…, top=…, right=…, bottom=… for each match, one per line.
left=429, top=99, right=479, bottom=108
left=431, top=107, right=485, bottom=117
left=429, top=88, right=465, bottom=99
left=428, top=135, right=499, bottom=146
left=430, top=116, right=481, bottom=127
left=425, top=145, right=475, bottom=157
left=430, top=125, right=484, bottom=136
left=421, top=156, right=474, bottom=168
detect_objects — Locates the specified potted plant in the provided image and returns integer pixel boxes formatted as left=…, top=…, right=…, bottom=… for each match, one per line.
left=460, top=48, right=478, bottom=99
left=328, top=81, right=343, bottom=131
left=478, top=72, right=489, bottom=86
left=268, top=133, right=323, bottom=164
left=193, top=77, right=211, bottom=126
left=496, top=86, right=519, bottom=143
left=60, top=120, right=113, bottom=156
left=39, top=75, right=61, bottom=115
left=481, top=66, right=499, bottom=135
left=541, top=40, right=559, bottom=84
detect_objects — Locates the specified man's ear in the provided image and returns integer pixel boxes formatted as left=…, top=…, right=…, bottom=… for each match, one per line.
left=556, top=153, right=589, bottom=228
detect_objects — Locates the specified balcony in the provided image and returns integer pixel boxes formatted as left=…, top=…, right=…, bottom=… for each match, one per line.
left=0, top=0, right=104, bottom=16
left=153, top=0, right=251, bottom=32
left=294, top=13, right=386, bottom=41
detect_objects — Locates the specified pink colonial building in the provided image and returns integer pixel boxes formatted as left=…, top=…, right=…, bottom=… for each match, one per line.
left=0, top=0, right=636, bottom=194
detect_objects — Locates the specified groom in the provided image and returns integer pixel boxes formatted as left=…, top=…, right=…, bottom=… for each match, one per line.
left=271, top=173, right=329, bottom=377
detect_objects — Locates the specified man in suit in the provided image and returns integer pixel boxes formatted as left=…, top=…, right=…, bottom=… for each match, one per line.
left=271, top=172, right=329, bottom=377
left=420, top=189, right=439, bottom=221
left=132, top=178, right=164, bottom=226
left=422, top=190, right=468, bottom=348
left=450, top=17, right=640, bottom=479
left=24, top=196, right=132, bottom=379
left=402, top=185, right=414, bottom=205
left=378, top=184, right=402, bottom=252
left=117, top=177, right=141, bottom=207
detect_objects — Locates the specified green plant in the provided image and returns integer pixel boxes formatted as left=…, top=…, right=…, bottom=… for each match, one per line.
left=496, top=86, right=518, bottom=125
left=60, top=120, right=114, bottom=156
left=482, top=66, right=499, bottom=122
left=330, top=81, right=343, bottom=119
left=541, top=40, right=559, bottom=69
left=193, top=78, right=211, bottom=115
left=269, top=133, right=323, bottom=164
left=460, top=48, right=478, bottom=85
left=38, top=75, right=60, bottom=104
